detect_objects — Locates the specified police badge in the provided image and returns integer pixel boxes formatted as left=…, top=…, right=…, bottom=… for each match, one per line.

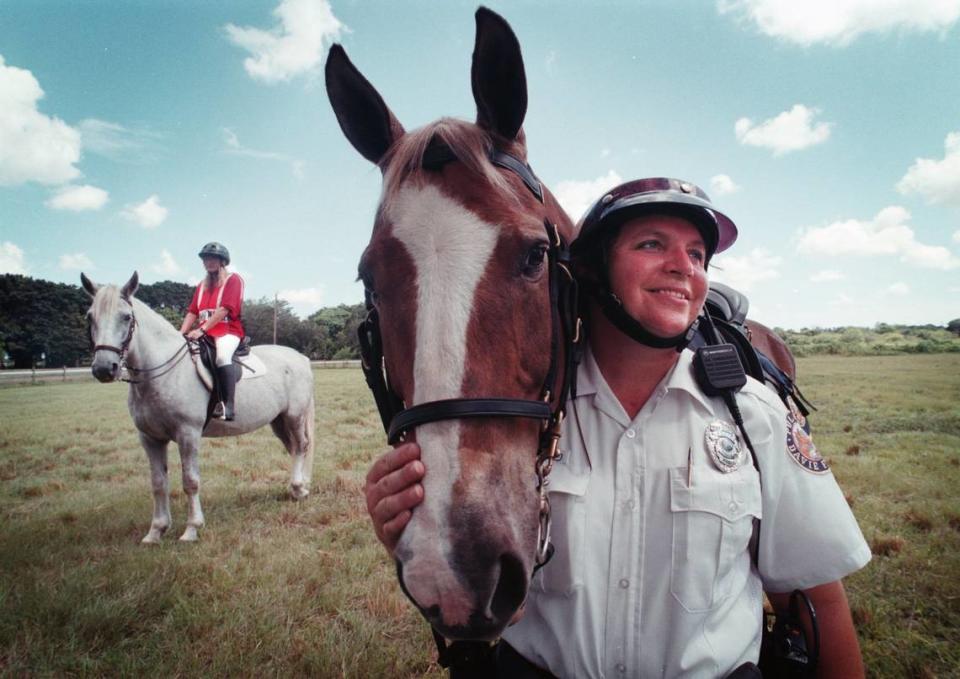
left=704, top=420, right=743, bottom=473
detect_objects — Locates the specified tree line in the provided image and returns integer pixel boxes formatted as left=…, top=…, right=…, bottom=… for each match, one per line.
left=0, top=274, right=366, bottom=368
left=2, top=273, right=958, bottom=369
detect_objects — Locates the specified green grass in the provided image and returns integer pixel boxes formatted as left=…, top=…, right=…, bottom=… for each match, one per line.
left=1, top=357, right=959, bottom=677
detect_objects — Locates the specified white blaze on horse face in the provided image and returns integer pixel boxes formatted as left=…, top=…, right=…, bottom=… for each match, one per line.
left=387, top=183, right=500, bottom=616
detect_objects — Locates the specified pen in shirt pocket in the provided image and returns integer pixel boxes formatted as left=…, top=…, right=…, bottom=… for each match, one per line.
left=687, top=446, right=693, bottom=487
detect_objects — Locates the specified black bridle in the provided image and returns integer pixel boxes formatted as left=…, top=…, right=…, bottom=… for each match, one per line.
left=357, top=146, right=582, bottom=664
left=88, top=307, right=192, bottom=383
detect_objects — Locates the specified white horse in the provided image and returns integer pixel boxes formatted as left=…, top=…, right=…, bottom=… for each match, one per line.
left=82, top=271, right=316, bottom=543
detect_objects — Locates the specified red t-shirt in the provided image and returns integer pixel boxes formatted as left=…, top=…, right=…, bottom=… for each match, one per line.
left=188, top=273, right=244, bottom=338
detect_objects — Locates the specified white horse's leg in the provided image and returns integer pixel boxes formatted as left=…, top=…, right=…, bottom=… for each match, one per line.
left=140, top=433, right=171, bottom=545
left=176, top=431, right=205, bottom=542
left=272, top=402, right=314, bottom=501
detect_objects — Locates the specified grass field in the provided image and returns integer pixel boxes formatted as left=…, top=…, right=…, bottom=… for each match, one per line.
left=1, top=355, right=958, bottom=678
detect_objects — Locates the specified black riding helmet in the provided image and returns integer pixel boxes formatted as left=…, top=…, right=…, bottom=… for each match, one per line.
left=571, top=177, right=739, bottom=349
left=198, top=242, right=230, bottom=265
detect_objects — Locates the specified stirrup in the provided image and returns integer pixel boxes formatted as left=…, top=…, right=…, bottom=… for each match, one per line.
left=213, top=401, right=226, bottom=419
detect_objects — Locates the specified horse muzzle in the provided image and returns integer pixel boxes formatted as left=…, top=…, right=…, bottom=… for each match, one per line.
left=395, top=541, right=530, bottom=641
left=91, top=355, right=120, bottom=382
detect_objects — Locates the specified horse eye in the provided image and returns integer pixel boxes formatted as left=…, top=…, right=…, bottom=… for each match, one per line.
left=522, top=244, right=548, bottom=278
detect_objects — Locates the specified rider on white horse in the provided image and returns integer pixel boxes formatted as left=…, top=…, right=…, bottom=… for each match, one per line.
left=179, top=242, right=245, bottom=421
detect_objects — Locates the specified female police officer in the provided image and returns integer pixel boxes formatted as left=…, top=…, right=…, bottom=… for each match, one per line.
left=364, top=178, right=871, bottom=678
left=180, top=242, right=245, bottom=420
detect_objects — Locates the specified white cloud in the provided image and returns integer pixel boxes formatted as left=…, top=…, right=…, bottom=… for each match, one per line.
left=710, top=247, right=782, bottom=292
left=224, top=0, right=345, bottom=84
left=810, top=269, right=844, bottom=283
left=545, top=50, right=557, bottom=74
left=709, top=174, right=741, bottom=196
left=887, top=282, right=910, bottom=295
left=735, top=105, right=832, bottom=156
left=897, top=132, right=960, bottom=207
left=59, top=253, right=94, bottom=270
left=78, top=118, right=162, bottom=162
left=796, top=206, right=960, bottom=269
left=717, top=0, right=960, bottom=46
left=222, top=127, right=304, bottom=179
left=152, top=249, right=181, bottom=277
left=279, top=287, right=325, bottom=316
left=0, top=241, right=27, bottom=275
left=830, top=293, right=855, bottom=306
left=553, top=170, right=624, bottom=223
left=46, top=184, right=109, bottom=211
left=0, top=55, right=81, bottom=186
left=121, top=194, right=168, bottom=229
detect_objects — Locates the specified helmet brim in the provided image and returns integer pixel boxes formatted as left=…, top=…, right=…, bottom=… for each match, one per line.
left=592, top=191, right=738, bottom=256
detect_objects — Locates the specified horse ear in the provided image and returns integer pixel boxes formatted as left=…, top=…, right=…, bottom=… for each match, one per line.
left=325, top=44, right=405, bottom=166
left=472, top=7, right=527, bottom=141
left=80, top=272, right=98, bottom=297
left=120, top=271, right=139, bottom=300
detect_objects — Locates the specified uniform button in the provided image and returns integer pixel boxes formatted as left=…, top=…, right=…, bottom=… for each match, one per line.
left=616, top=663, right=626, bottom=673
left=627, top=499, right=636, bottom=509
left=728, top=501, right=738, bottom=512
left=619, top=578, right=629, bottom=589
left=625, top=429, right=636, bottom=439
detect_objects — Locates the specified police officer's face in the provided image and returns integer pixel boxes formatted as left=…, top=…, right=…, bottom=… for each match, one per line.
left=201, top=256, right=223, bottom=273
left=607, top=215, right=708, bottom=339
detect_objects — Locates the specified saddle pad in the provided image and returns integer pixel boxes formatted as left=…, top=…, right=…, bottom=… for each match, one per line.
left=195, top=352, right=268, bottom=393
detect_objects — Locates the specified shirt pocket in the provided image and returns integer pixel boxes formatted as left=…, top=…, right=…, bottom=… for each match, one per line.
left=669, top=466, right=762, bottom=612
left=531, top=462, right=590, bottom=597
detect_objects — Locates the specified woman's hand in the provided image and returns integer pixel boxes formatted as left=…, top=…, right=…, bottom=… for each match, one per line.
left=364, top=442, right=425, bottom=555
left=185, top=328, right=204, bottom=340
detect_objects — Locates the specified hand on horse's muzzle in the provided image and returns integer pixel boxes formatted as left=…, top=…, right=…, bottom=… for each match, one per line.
left=365, top=442, right=425, bottom=555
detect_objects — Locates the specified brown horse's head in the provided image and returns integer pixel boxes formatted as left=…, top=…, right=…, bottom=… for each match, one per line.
left=326, top=8, right=575, bottom=640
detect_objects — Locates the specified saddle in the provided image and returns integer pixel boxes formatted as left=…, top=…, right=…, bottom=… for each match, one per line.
left=194, top=336, right=265, bottom=427
left=696, top=283, right=815, bottom=418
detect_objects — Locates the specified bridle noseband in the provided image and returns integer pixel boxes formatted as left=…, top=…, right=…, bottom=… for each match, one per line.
left=357, top=146, right=581, bottom=567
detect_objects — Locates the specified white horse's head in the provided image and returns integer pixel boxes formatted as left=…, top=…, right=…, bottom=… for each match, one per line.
left=81, top=271, right=139, bottom=383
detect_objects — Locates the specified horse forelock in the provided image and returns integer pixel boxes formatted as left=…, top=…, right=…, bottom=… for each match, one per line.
left=380, top=118, right=525, bottom=208
left=90, top=285, right=124, bottom=321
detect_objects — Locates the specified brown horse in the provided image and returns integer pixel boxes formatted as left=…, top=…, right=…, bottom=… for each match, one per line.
left=326, top=9, right=576, bottom=641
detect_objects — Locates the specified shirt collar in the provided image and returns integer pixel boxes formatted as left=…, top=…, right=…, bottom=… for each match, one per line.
left=574, top=345, right=714, bottom=424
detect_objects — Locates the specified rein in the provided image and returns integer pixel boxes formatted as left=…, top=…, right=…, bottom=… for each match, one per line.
left=357, top=147, right=582, bottom=667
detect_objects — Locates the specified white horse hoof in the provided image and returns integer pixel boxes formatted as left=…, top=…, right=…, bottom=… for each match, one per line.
left=141, top=530, right=164, bottom=545
left=179, top=526, right=200, bottom=542
left=289, top=484, right=310, bottom=501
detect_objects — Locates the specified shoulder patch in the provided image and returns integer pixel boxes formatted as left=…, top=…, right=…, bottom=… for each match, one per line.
left=786, top=411, right=829, bottom=474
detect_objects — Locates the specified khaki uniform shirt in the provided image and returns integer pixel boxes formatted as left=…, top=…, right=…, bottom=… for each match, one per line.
left=502, top=347, right=871, bottom=678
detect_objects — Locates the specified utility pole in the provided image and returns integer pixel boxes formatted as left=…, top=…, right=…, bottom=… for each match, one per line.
left=273, top=293, right=278, bottom=344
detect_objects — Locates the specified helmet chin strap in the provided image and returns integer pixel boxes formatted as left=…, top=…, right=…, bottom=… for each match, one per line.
left=595, top=288, right=700, bottom=351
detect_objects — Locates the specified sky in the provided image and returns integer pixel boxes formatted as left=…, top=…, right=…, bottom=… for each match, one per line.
left=1, top=0, right=959, bottom=329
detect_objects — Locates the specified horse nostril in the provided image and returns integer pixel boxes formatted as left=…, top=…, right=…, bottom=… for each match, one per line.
left=489, top=553, right=527, bottom=622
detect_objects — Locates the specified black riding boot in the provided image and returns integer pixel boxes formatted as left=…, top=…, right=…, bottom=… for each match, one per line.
left=215, top=365, right=237, bottom=421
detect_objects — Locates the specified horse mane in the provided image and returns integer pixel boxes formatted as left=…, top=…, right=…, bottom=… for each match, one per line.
left=381, top=117, right=522, bottom=204
left=91, top=285, right=180, bottom=339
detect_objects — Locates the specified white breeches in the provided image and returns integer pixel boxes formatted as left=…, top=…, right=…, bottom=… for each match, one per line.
left=215, top=334, right=240, bottom=367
